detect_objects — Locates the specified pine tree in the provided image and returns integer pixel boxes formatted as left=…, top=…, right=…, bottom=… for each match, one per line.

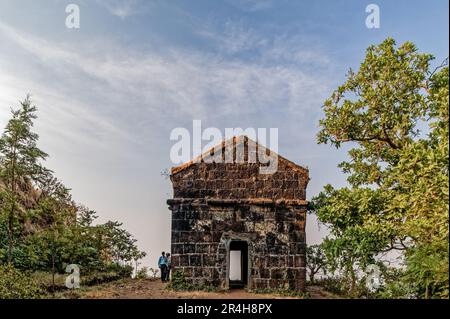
left=0, top=96, right=48, bottom=264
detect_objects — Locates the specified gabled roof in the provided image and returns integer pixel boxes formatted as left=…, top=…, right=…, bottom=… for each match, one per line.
left=171, top=135, right=308, bottom=175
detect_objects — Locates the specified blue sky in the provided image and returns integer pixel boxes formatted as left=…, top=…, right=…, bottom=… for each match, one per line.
left=0, top=0, right=448, bottom=268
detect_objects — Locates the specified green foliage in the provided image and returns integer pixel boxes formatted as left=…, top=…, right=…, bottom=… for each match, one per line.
left=314, top=38, right=449, bottom=298
left=104, top=263, right=134, bottom=278
left=306, top=244, right=327, bottom=284
left=374, top=267, right=418, bottom=299
left=0, top=264, right=42, bottom=299
left=403, top=243, right=449, bottom=298
left=82, top=265, right=133, bottom=286
left=312, top=276, right=373, bottom=298
left=166, top=270, right=194, bottom=290
left=167, top=270, right=218, bottom=292
left=136, top=266, right=149, bottom=279
left=148, top=267, right=160, bottom=279
left=0, top=97, right=146, bottom=297
left=29, top=264, right=133, bottom=290
left=309, top=276, right=346, bottom=295
left=0, top=96, right=49, bottom=264
left=251, top=287, right=309, bottom=298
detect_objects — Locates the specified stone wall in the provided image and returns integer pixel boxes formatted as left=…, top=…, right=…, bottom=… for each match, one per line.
left=168, top=198, right=307, bottom=291
left=168, top=143, right=309, bottom=291
left=171, top=158, right=308, bottom=201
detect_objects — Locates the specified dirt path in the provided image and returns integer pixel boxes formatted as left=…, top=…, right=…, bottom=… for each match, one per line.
left=66, top=279, right=336, bottom=299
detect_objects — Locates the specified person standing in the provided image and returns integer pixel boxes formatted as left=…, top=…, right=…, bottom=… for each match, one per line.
left=165, top=253, right=172, bottom=281
left=158, top=251, right=167, bottom=282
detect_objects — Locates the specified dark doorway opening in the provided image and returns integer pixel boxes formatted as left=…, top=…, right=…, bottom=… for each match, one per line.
left=229, top=240, right=248, bottom=288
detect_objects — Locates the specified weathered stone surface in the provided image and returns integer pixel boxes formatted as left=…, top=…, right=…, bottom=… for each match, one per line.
left=167, top=137, right=308, bottom=292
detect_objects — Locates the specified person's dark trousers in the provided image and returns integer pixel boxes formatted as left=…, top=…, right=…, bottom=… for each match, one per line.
left=165, top=267, right=171, bottom=281
left=160, top=265, right=167, bottom=282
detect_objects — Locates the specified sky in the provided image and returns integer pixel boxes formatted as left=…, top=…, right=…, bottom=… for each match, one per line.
left=0, top=0, right=448, bottom=269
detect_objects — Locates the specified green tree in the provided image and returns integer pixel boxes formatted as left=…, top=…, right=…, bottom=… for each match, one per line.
left=0, top=264, right=42, bottom=299
left=306, top=244, right=327, bottom=284
left=387, top=66, right=449, bottom=298
left=0, top=96, right=48, bottom=264
left=101, top=220, right=146, bottom=265
left=34, top=176, right=75, bottom=291
left=0, top=97, right=147, bottom=295
left=313, top=38, right=448, bottom=298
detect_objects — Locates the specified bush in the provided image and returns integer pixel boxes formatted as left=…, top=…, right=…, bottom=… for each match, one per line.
left=136, top=267, right=148, bottom=279
left=29, top=263, right=134, bottom=293
left=77, top=263, right=133, bottom=286
left=30, top=271, right=67, bottom=292
left=104, top=263, right=133, bottom=278
left=312, top=275, right=378, bottom=298
left=166, top=270, right=193, bottom=290
left=148, top=267, right=160, bottom=279
left=312, top=276, right=346, bottom=295
left=82, top=271, right=125, bottom=286
left=0, top=265, right=43, bottom=299
left=167, top=270, right=217, bottom=291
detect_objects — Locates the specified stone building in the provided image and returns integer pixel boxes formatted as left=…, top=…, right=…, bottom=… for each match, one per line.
left=167, top=136, right=309, bottom=291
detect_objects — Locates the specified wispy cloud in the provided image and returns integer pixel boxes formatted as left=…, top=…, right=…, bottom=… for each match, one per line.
left=224, top=0, right=273, bottom=12
left=0, top=20, right=333, bottom=132
left=196, top=19, right=331, bottom=68
left=197, top=20, right=268, bottom=55
left=0, top=18, right=334, bottom=191
left=0, top=1, right=349, bottom=268
left=96, top=0, right=144, bottom=19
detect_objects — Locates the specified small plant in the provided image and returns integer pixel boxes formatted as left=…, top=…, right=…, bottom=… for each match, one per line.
left=136, top=267, right=149, bottom=279
left=148, top=268, right=160, bottom=279
left=166, top=270, right=218, bottom=292
left=166, top=270, right=194, bottom=290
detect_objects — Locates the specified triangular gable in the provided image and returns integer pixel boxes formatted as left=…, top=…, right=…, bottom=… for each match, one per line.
left=171, top=135, right=308, bottom=175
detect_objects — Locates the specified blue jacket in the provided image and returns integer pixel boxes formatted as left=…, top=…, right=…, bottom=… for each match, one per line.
left=158, top=255, right=167, bottom=267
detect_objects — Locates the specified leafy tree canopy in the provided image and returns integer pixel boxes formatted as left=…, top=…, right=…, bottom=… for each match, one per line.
left=312, top=38, right=449, bottom=298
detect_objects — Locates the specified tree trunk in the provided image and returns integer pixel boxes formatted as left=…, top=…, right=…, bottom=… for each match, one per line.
left=52, top=250, right=56, bottom=293
left=7, top=203, right=15, bottom=264
left=349, top=268, right=357, bottom=297
left=7, top=140, right=18, bottom=265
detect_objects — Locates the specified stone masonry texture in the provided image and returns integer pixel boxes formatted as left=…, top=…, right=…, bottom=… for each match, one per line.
left=167, top=137, right=309, bottom=291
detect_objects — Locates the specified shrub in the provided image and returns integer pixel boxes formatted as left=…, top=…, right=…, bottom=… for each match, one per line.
left=105, top=263, right=133, bottom=278
left=166, top=270, right=193, bottom=290
left=148, top=267, right=159, bottom=279
left=313, top=276, right=347, bottom=295
left=167, top=270, right=217, bottom=291
left=0, top=265, right=43, bottom=299
left=82, top=271, right=124, bottom=286
left=136, top=267, right=148, bottom=279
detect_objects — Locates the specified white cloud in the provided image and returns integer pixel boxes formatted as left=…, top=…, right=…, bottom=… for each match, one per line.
left=0, top=17, right=336, bottom=268
left=216, top=20, right=267, bottom=54
left=196, top=19, right=331, bottom=68
left=96, top=0, right=143, bottom=19
left=0, top=20, right=332, bottom=130
left=224, top=0, right=273, bottom=12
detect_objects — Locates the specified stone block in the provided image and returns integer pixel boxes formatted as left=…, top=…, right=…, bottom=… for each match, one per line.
left=189, top=254, right=202, bottom=267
